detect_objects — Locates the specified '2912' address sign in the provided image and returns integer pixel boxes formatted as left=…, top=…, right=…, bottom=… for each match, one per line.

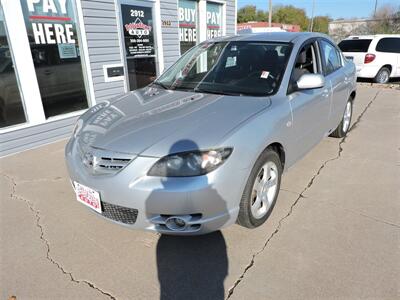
left=121, top=4, right=155, bottom=57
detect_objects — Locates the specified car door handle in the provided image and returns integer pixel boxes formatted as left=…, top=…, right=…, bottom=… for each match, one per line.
left=44, top=70, right=52, bottom=75
left=322, top=88, right=330, bottom=98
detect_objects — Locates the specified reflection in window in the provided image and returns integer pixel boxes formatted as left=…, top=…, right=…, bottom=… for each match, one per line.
left=21, top=0, right=88, bottom=118
left=127, top=57, right=157, bottom=90
left=0, top=11, right=26, bottom=128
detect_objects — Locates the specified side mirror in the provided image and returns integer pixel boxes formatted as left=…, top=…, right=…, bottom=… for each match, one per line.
left=296, top=74, right=325, bottom=90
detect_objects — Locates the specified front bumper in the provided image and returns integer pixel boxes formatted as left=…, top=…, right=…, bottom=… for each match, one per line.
left=65, top=139, right=247, bottom=235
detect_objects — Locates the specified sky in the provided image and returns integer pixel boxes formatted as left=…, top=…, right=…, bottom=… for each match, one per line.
left=237, top=0, right=400, bottom=19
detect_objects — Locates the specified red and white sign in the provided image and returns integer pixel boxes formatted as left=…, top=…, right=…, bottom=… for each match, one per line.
left=74, top=182, right=102, bottom=213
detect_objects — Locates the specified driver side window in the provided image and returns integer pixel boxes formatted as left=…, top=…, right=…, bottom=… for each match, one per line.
left=288, top=42, right=320, bottom=94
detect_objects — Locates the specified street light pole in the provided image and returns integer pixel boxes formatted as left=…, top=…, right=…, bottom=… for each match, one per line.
left=373, top=0, right=378, bottom=17
left=309, top=0, right=315, bottom=32
left=268, top=0, right=272, bottom=27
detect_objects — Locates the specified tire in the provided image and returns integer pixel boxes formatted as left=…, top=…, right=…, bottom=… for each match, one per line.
left=330, top=97, right=353, bottom=138
left=237, top=148, right=282, bottom=228
left=374, top=67, right=390, bottom=84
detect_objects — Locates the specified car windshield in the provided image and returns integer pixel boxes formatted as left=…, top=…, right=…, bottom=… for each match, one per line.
left=338, top=39, right=372, bottom=52
left=154, top=41, right=292, bottom=96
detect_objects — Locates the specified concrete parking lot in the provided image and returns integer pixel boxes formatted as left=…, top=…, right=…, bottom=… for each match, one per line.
left=1, top=85, right=399, bottom=300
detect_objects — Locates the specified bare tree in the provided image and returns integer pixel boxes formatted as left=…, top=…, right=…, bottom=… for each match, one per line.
left=371, top=4, right=400, bottom=34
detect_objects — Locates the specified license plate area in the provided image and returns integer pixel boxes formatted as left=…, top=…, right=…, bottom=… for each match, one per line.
left=74, top=181, right=102, bottom=213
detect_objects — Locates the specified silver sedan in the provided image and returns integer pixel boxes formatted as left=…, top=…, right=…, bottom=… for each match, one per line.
left=65, top=32, right=357, bottom=235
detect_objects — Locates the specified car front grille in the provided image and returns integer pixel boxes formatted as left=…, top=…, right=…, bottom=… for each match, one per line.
left=101, top=201, right=138, bottom=225
left=96, top=156, right=132, bottom=172
left=79, top=147, right=135, bottom=175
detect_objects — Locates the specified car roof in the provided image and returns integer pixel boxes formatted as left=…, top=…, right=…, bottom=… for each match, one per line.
left=212, top=32, right=330, bottom=43
left=345, top=34, right=400, bottom=40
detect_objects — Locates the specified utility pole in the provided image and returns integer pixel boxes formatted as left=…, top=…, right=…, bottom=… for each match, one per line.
left=268, top=0, right=272, bottom=27
left=309, top=0, right=315, bottom=32
left=373, top=0, right=378, bottom=17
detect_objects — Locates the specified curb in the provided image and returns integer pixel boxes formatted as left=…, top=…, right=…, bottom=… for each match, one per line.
left=357, top=82, right=400, bottom=90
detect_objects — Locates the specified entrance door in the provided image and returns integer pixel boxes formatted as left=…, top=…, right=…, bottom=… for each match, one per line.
left=120, top=2, right=157, bottom=90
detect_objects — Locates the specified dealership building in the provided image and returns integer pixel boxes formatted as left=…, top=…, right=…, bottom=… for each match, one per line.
left=0, top=0, right=236, bottom=156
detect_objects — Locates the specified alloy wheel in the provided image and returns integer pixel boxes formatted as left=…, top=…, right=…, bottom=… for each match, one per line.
left=342, top=101, right=352, bottom=133
left=377, top=70, right=389, bottom=83
left=250, top=161, right=279, bottom=219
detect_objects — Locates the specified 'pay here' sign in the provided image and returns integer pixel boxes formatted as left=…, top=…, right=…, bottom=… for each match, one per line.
left=26, top=0, right=75, bottom=45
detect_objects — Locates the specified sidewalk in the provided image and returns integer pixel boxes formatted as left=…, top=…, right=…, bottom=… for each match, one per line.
left=1, top=85, right=399, bottom=299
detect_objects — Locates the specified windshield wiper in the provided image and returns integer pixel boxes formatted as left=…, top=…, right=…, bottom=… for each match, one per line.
left=194, top=87, right=243, bottom=96
left=152, top=81, right=169, bottom=89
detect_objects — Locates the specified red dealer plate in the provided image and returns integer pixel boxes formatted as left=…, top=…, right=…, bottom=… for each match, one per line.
left=74, top=182, right=102, bottom=213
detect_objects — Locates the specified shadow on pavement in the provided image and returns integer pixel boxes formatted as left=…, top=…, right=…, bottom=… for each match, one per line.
left=357, top=77, right=400, bottom=83
left=156, top=231, right=228, bottom=300
left=145, top=139, right=230, bottom=299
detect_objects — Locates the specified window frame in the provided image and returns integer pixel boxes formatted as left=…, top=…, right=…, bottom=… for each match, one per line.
left=287, top=38, right=323, bottom=95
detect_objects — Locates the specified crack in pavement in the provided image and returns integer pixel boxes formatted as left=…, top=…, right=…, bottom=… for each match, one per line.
left=357, top=212, right=400, bottom=228
left=226, top=90, right=382, bottom=299
left=1, top=173, right=116, bottom=300
left=324, top=201, right=400, bottom=229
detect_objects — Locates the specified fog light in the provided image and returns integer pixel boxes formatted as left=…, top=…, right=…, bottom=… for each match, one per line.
left=165, top=216, right=187, bottom=231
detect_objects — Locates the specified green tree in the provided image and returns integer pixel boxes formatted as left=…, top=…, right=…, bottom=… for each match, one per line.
left=312, top=16, right=330, bottom=33
left=237, top=5, right=257, bottom=23
left=371, top=4, right=400, bottom=34
left=272, top=5, right=309, bottom=31
left=256, top=10, right=267, bottom=22
left=237, top=5, right=268, bottom=23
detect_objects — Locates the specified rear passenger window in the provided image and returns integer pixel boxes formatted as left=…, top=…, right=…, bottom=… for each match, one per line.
left=376, top=38, right=400, bottom=53
left=320, top=40, right=342, bottom=75
left=338, top=39, right=372, bottom=52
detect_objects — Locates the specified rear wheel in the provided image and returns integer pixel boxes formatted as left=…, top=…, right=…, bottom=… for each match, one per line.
left=237, top=148, right=282, bottom=228
left=374, top=67, right=390, bottom=84
left=330, top=97, right=353, bottom=138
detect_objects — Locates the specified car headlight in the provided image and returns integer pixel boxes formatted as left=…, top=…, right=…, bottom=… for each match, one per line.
left=148, top=148, right=233, bottom=177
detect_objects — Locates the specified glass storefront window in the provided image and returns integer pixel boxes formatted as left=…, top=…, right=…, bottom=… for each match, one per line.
left=20, top=0, right=88, bottom=118
left=0, top=8, right=27, bottom=128
left=178, top=0, right=198, bottom=54
left=206, top=2, right=223, bottom=39
left=121, top=4, right=157, bottom=90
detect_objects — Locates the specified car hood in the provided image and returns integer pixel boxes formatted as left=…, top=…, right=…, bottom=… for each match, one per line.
left=76, top=86, right=271, bottom=157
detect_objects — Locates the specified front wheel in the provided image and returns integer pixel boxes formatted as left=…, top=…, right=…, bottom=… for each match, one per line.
left=237, top=148, right=282, bottom=228
left=330, top=98, right=353, bottom=138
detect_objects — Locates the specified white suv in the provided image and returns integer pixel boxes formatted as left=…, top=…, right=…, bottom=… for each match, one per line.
left=338, top=34, right=400, bottom=83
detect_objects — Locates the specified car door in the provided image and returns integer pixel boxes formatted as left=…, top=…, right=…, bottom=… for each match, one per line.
left=319, top=39, right=349, bottom=132
left=287, top=40, right=331, bottom=162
